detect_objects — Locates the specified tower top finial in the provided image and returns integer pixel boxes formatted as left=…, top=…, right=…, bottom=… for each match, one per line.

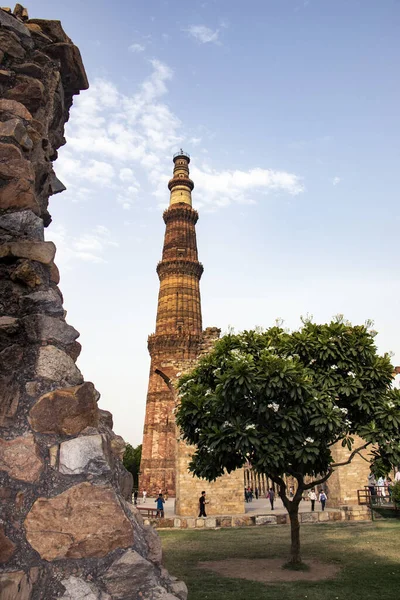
left=169, top=150, right=194, bottom=206
left=173, top=149, right=190, bottom=163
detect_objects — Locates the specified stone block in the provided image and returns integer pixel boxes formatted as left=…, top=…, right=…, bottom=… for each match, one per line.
left=24, top=314, right=79, bottom=345
left=276, top=514, right=288, bottom=525
left=0, top=568, right=39, bottom=600
left=174, top=518, right=181, bottom=528
left=0, top=118, right=30, bottom=146
left=186, top=518, right=196, bottom=528
left=0, top=7, right=32, bottom=37
left=45, top=43, right=89, bottom=91
left=204, top=517, right=216, bottom=528
left=102, top=549, right=161, bottom=599
left=0, top=210, right=43, bottom=241
left=35, top=345, right=83, bottom=384
left=11, top=260, right=44, bottom=288
left=0, top=178, right=38, bottom=213
left=255, top=515, right=277, bottom=525
left=0, top=433, right=43, bottom=482
left=0, top=525, right=16, bottom=563
left=0, top=98, right=32, bottom=120
left=60, top=576, right=111, bottom=600
left=59, top=435, right=111, bottom=476
left=0, top=375, right=20, bottom=426
left=49, top=444, right=58, bottom=468
left=0, top=29, right=25, bottom=58
left=0, top=241, right=55, bottom=264
left=216, top=517, right=232, bottom=528
left=5, top=75, right=45, bottom=112
left=29, top=381, right=98, bottom=435
left=25, top=482, right=134, bottom=561
left=22, top=289, right=63, bottom=315
left=301, top=512, right=319, bottom=523
left=195, top=518, right=205, bottom=528
left=318, top=511, right=330, bottom=521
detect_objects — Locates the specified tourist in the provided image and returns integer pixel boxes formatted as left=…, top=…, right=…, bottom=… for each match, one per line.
left=289, top=486, right=294, bottom=498
left=199, top=491, right=207, bottom=518
left=155, top=493, right=165, bottom=517
left=133, top=490, right=138, bottom=505
left=308, top=488, right=317, bottom=511
left=377, top=476, right=386, bottom=497
left=142, top=489, right=147, bottom=503
left=387, top=477, right=393, bottom=499
left=319, top=489, right=327, bottom=511
left=395, top=469, right=400, bottom=482
left=367, top=470, right=376, bottom=497
left=255, top=487, right=259, bottom=500
left=267, top=488, right=275, bottom=510
left=248, top=487, right=253, bottom=502
left=244, top=487, right=249, bottom=502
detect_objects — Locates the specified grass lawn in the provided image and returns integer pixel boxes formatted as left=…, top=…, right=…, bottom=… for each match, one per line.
left=160, top=521, right=400, bottom=600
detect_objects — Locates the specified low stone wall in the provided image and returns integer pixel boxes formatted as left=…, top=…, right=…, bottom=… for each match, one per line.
left=146, top=505, right=372, bottom=529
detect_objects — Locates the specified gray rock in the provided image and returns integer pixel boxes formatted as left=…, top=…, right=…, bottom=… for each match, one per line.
left=60, top=576, right=111, bottom=600
left=59, top=435, right=111, bottom=475
left=0, top=316, right=19, bottom=332
left=0, top=9, right=32, bottom=42
left=22, top=289, right=64, bottom=316
left=168, top=581, right=188, bottom=600
left=23, top=314, right=79, bottom=344
left=102, top=549, right=158, bottom=598
left=49, top=172, right=66, bottom=195
left=36, top=345, right=83, bottom=384
left=0, top=210, right=44, bottom=241
left=98, top=409, right=113, bottom=429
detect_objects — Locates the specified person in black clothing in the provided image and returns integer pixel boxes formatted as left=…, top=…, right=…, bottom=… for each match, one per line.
left=199, top=491, right=207, bottom=517
left=267, top=488, right=275, bottom=510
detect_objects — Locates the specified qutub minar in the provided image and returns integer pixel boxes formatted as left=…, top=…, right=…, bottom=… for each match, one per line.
left=140, top=151, right=244, bottom=514
left=140, top=151, right=372, bottom=515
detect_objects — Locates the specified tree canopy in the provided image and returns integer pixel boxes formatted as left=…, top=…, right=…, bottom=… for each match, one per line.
left=123, top=443, right=142, bottom=489
left=175, top=317, right=400, bottom=563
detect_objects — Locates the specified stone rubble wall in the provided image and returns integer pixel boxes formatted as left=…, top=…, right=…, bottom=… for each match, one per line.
left=0, top=6, right=186, bottom=600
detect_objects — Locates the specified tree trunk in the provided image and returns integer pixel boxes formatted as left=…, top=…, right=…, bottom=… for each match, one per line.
left=288, top=505, right=302, bottom=564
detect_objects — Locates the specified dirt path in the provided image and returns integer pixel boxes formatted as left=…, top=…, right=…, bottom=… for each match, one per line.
left=198, top=558, right=340, bottom=583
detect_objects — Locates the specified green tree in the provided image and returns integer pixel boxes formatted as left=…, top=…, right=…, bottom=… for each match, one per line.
left=175, top=317, right=400, bottom=565
left=123, top=443, right=142, bottom=489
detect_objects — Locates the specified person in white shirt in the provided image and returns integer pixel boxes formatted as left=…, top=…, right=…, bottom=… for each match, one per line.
left=142, top=489, right=147, bottom=503
left=395, top=470, right=400, bottom=482
left=308, top=489, right=317, bottom=511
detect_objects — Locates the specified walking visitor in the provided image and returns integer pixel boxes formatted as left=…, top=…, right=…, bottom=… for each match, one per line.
left=267, top=488, right=275, bottom=510
left=199, top=491, right=207, bottom=517
left=308, top=488, right=317, bottom=511
left=155, top=493, right=165, bottom=517
left=142, top=489, right=147, bottom=503
left=319, top=490, right=327, bottom=511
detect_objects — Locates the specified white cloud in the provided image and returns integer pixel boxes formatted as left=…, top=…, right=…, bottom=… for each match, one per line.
left=185, top=25, right=220, bottom=44
left=47, top=225, right=118, bottom=265
left=332, top=176, right=341, bottom=186
left=129, top=43, right=145, bottom=53
left=191, top=165, right=304, bottom=209
left=57, top=58, right=304, bottom=214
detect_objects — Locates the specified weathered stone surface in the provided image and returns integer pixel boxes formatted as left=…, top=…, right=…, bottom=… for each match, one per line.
left=49, top=261, right=59, bottom=283
left=0, top=210, right=43, bottom=241
left=204, top=517, right=216, bottom=528
left=0, top=118, right=31, bottom=147
left=21, top=289, right=63, bottom=315
left=0, top=98, right=33, bottom=120
left=102, top=549, right=157, bottom=598
left=60, top=576, right=111, bottom=600
left=0, top=178, right=38, bottom=213
left=119, top=468, right=133, bottom=501
left=25, top=483, right=134, bottom=560
left=168, top=581, right=188, bottom=600
left=29, top=381, right=98, bottom=434
left=0, top=376, right=20, bottom=425
left=14, top=62, right=44, bottom=79
left=49, top=444, right=58, bottom=468
left=0, top=433, right=43, bottom=482
left=98, top=408, right=113, bottom=429
left=0, top=568, right=39, bottom=600
left=44, top=42, right=88, bottom=91
left=28, top=19, right=71, bottom=43
left=0, top=316, right=19, bottom=331
left=11, top=260, right=44, bottom=287
left=5, top=75, right=45, bottom=113
left=65, top=340, right=81, bottom=360
left=255, top=515, right=277, bottom=525
left=0, top=525, right=16, bottom=563
left=143, top=523, right=162, bottom=565
left=4, top=241, right=55, bottom=263
left=59, top=435, right=111, bottom=475
left=110, top=434, right=125, bottom=459
left=35, top=345, right=83, bottom=384
left=24, top=314, right=79, bottom=345
left=0, top=29, right=26, bottom=58
left=0, top=6, right=32, bottom=37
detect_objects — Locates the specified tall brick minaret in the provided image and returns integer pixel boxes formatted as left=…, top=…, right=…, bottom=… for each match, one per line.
left=140, top=151, right=206, bottom=497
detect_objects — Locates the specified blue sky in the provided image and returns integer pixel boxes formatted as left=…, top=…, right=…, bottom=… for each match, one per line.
left=29, top=0, right=400, bottom=445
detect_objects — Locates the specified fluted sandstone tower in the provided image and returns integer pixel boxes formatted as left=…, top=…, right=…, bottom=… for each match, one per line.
left=141, top=151, right=210, bottom=497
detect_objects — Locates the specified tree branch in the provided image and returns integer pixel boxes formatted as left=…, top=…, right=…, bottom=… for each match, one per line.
left=303, top=469, right=333, bottom=490
left=331, top=441, right=371, bottom=468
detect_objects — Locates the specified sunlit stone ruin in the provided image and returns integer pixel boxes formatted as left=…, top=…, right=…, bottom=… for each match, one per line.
left=0, top=6, right=187, bottom=599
